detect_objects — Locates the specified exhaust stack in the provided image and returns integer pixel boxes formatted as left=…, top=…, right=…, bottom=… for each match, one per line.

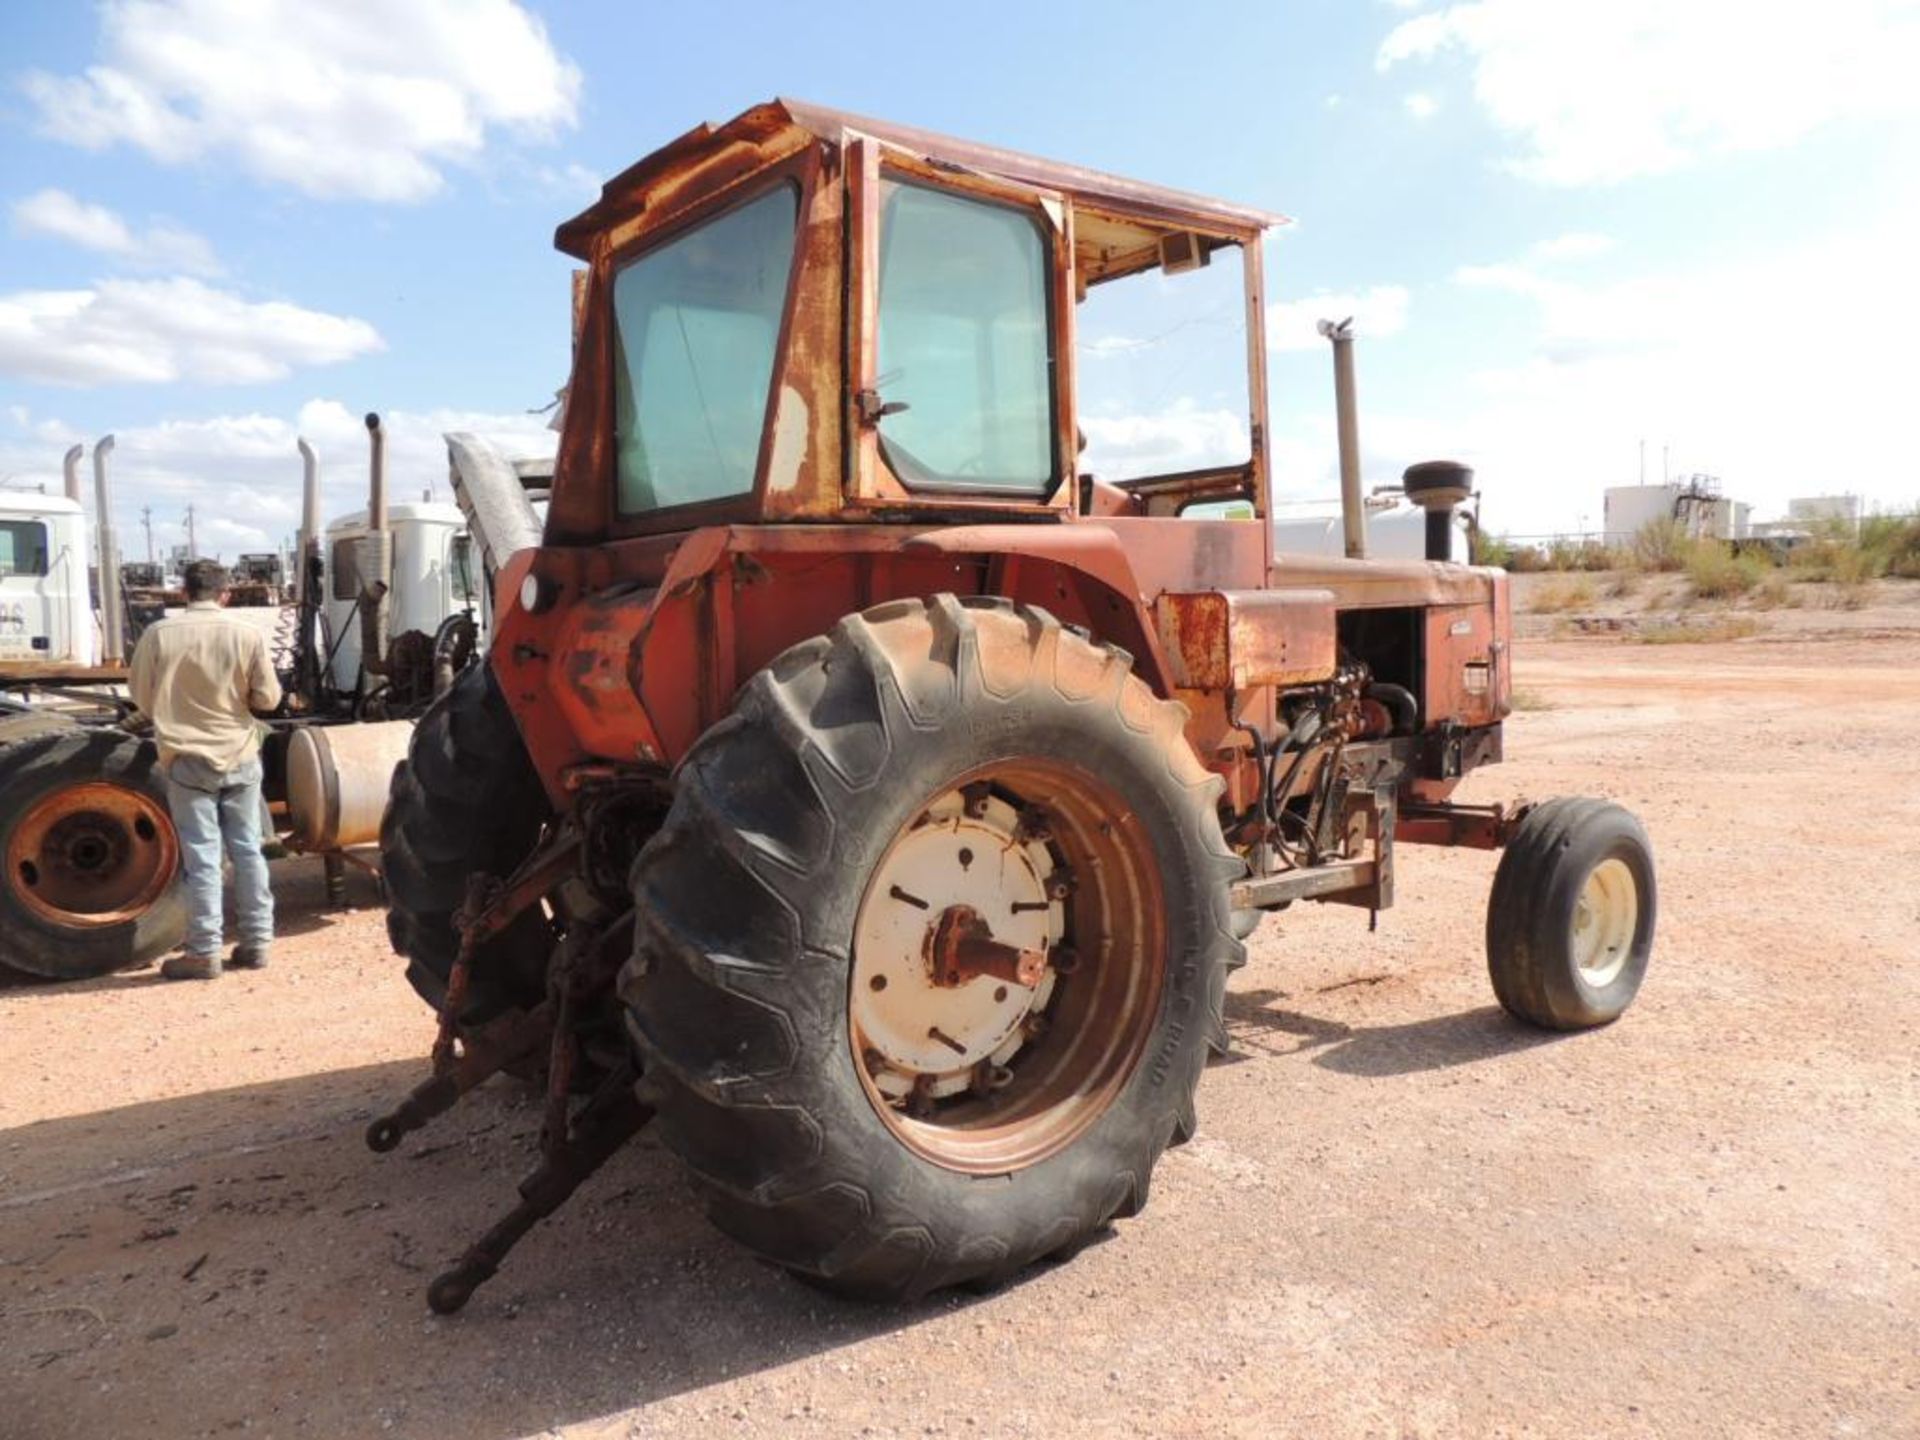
left=63, top=444, right=84, bottom=504
left=295, top=438, right=321, bottom=605
left=92, top=436, right=125, bottom=663
left=355, top=413, right=394, bottom=691
left=1403, top=461, right=1474, bottom=564
left=1318, top=318, right=1367, bottom=560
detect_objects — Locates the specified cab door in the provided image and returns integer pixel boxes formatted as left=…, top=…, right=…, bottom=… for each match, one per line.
left=0, top=515, right=60, bottom=662
left=845, top=136, right=1077, bottom=518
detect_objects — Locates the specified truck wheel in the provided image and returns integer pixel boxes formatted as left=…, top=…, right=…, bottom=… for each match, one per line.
left=623, top=595, right=1244, bottom=1299
left=0, top=726, right=185, bottom=981
left=381, top=665, right=552, bottom=1018
left=1487, top=798, right=1656, bottom=1029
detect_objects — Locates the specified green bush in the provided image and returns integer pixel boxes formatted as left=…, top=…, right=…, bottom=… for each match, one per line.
left=1686, top=542, right=1769, bottom=599
left=1631, top=518, right=1693, bottom=572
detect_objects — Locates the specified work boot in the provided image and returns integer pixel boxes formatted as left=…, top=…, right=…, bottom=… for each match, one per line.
left=229, top=943, right=270, bottom=970
left=160, top=952, right=222, bottom=981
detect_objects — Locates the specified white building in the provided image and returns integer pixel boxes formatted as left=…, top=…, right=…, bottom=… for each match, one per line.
left=1603, top=478, right=1747, bottom=542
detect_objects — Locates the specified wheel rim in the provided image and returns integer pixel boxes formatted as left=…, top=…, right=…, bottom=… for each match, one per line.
left=1571, top=856, right=1637, bottom=987
left=850, top=761, right=1165, bottom=1175
left=5, top=782, right=178, bottom=928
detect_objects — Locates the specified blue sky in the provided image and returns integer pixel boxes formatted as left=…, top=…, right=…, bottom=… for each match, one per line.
left=2, top=0, right=1917, bottom=557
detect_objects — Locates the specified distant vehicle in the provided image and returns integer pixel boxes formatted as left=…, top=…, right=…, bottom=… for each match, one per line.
left=321, top=502, right=481, bottom=705
left=228, top=552, right=286, bottom=608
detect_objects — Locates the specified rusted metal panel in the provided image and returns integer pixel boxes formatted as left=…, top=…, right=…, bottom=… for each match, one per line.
left=1423, top=601, right=1502, bottom=728
left=1154, top=589, right=1337, bottom=691
left=1268, top=555, right=1502, bottom=610
left=558, top=100, right=1287, bottom=257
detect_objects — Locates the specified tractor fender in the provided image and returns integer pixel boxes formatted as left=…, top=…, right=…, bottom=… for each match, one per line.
left=895, top=525, right=1174, bottom=692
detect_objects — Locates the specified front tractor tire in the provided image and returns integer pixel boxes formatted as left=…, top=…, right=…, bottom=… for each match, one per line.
left=1487, top=798, right=1657, bottom=1029
left=623, top=595, right=1244, bottom=1300
left=381, top=665, right=553, bottom=1019
left=0, top=722, right=185, bottom=981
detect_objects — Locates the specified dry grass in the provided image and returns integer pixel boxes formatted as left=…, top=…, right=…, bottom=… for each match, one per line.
left=1637, top=615, right=1763, bottom=644
left=1529, top=574, right=1597, bottom=613
left=1509, top=687, right=1555, bottom=711
left=1749, top=572, right=1799, bottom=610
left=1686, top=542, right=1771, bottom=599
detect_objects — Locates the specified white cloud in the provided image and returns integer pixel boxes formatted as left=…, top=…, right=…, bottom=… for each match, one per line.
left=24, top=0, right=582, bottom=202
left=1403, top=92, right=1440, bottom=122
left=1379, top=0, right=1920, bottom=185
left=1081, top=400, right=1249, bottom=482
left=1267, top=285, right=1410, bottom=352
left=0, top=278, right=381, bottom=387
left=13, top=188, right=219, bottom=275
left=1531, top=231, right=1613, bottom=262
left=1425, top=202, right=1920, bottom=534
left=0, top=399, right=557, bottom=556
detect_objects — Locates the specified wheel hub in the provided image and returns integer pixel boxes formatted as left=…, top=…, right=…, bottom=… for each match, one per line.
left=5, top=781, right=177, bottom=927
left=851, top=789, right=1063, bottom=1101
left=1572, top=856, right=1637, bottom=987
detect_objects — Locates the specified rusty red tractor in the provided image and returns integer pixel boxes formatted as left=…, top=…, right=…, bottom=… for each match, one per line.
left=371, top=100, right=1657, bottom=1313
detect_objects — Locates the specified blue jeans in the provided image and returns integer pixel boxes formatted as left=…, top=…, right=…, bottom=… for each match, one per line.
left=164, top=753, right=274, bottom=959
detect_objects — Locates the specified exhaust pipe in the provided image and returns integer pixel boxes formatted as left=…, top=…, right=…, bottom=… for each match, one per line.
left=92, top=436, right=125, bottom=663
left=1403, top=461, right=1474, bottom=563
left=355, top=413, right=393, bottom=690
left=295, top=437, right=321, bottom=605
left=1318, top=318, right=1367, bottom=560
left=63, top=444, right=84, bottom=504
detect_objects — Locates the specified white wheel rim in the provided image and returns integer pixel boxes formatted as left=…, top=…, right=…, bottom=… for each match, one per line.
left=1571, top=856, right=1638, bottom=988
left=851, top=788, right=1063, bottom=1102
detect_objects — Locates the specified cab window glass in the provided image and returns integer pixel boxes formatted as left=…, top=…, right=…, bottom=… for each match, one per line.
left=449, top=534, right=476, bottom=603
left=612, top=184, right=799, bottom=513
left=1075, top=244, right=1249, bottom=482
left=874, top=181, right=1055, bottom=495
left=0, top=520, right=49, bottom=577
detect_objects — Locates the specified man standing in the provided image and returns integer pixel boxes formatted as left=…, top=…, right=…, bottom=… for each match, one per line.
left=129, top=560, right=283, bottom=979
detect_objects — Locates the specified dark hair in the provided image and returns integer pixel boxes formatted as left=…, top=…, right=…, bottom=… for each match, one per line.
left=183, top=560, right=228, bottom=601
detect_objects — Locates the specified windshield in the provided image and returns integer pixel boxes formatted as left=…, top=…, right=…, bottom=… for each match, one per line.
left=611, top=184, right=799, bottom=513
left=874, top=180, right=1055, bottom=496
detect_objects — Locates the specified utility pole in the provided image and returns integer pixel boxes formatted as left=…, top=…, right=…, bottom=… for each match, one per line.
left=141, top=505, right=154, bottom=564
left=184, top=504, right=197, bottom=560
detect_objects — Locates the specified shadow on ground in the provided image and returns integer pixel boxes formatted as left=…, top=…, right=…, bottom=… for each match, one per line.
left=0, top=1055, right=968, bottom=1439
left=0, top=853, right=379, bottom=996
left=1217, top=987, right=1566, bottom=1077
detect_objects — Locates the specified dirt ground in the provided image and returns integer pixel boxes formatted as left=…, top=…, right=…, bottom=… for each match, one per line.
left=4, top=625, right=1917, bottom=1439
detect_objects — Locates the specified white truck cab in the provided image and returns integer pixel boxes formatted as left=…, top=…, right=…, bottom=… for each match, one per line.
left=0, top=492, right=96, bottom=668
left=322, top=501, right=479, bottom=694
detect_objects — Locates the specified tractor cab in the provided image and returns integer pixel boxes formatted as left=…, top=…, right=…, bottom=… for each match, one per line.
left=544, top=99, right=1276, bottom=540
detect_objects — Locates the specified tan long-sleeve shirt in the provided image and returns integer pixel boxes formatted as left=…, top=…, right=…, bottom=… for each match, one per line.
left=128, top=602, right=283, bottom=771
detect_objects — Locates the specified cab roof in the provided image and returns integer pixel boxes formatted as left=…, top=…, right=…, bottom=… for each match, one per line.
left=556, top=97, right=1289, bottom=259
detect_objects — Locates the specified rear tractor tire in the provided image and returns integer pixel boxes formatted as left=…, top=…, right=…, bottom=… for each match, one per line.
left=381, top=665, right=553, bottom=1019
left=623, top=595, right=1245, bottom=1300
left=1487, top=797, right=1656, bottom=1029
left=0, top=723, right=185, bottom=981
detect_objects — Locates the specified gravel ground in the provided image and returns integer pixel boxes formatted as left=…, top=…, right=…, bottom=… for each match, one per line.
left=2, top=631, right=1917, bottom=1439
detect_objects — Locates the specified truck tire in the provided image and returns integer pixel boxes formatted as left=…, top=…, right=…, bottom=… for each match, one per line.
left=623, top=595, right=1244, bottom=1299
left=1487, top=797, right=1656, bottom=1029
left=0, top=725, right=186, bottom=981
left=381, top=665, right=552, bottom=1018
